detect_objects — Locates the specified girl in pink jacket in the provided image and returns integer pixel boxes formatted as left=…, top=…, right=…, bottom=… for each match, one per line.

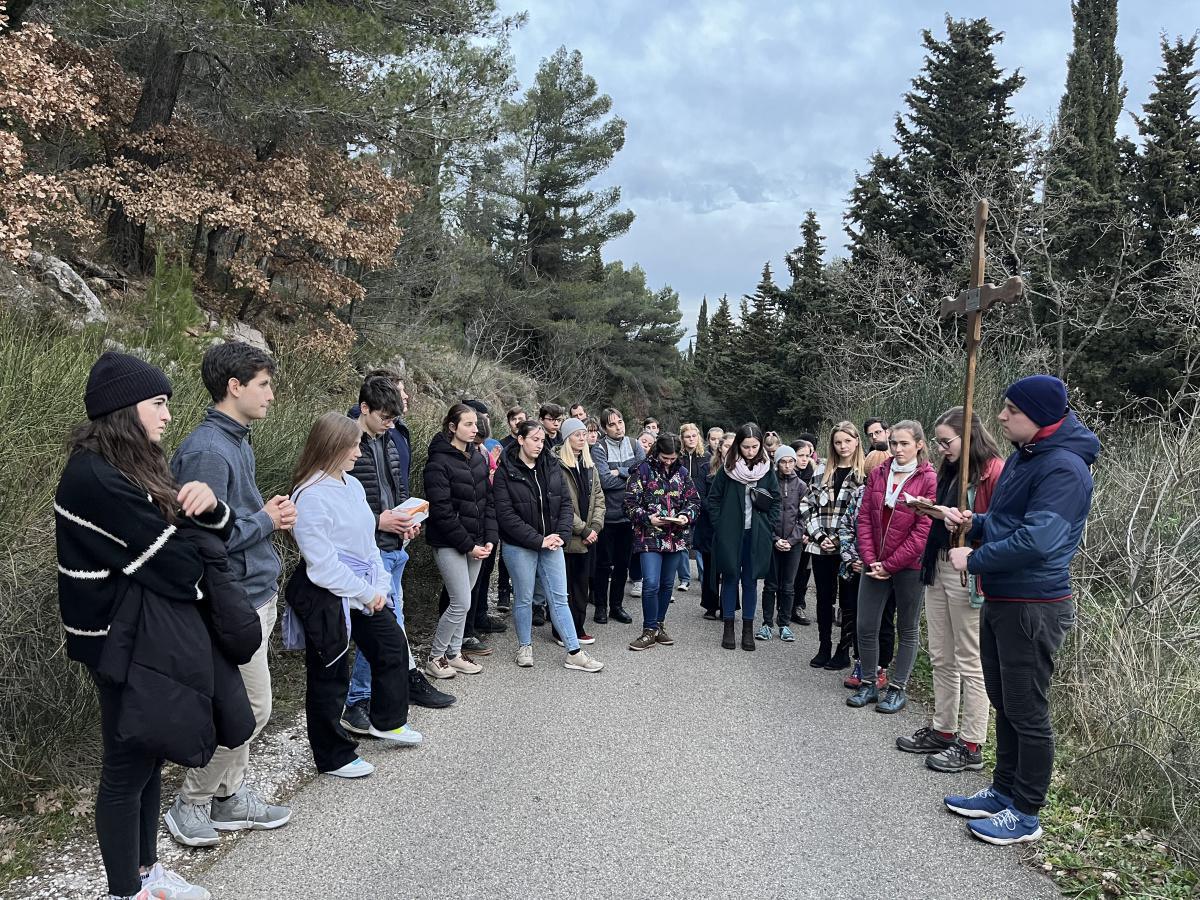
left=847, top=420, right=936, bottom=712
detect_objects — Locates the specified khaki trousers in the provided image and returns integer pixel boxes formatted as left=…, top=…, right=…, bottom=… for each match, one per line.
left=180, top=599, right=276, bottom=803
left=925, top=559, right=989, bottom=744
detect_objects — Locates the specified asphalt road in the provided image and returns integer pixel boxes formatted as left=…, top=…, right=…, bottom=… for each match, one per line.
left=202, top=585, right=1058, bottom=900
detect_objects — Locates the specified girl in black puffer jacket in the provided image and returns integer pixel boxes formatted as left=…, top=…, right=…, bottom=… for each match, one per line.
left=422, top=404, right=497, bottom=679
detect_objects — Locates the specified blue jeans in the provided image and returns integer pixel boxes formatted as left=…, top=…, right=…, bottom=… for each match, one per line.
left=503, top=543, right=579, bottom=651
left=674, top=550, right=692, bottom=586
left=720, top=529, right=758, bottom=621
left=346, top=547, right=410, bottom=707
left=640, top=550, right=685, bottom=630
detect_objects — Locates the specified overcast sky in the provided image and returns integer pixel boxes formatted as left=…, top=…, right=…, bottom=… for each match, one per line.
left=498, top=0, right=1198, bottom=342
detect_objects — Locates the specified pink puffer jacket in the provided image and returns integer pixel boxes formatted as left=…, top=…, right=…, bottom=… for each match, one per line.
left=856, top=459, right=937, bottom=572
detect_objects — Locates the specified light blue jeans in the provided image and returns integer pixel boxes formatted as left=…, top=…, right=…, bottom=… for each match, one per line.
left=503, top=543, right=579, bottom=652
left=346, top=547, right=410, bottom=707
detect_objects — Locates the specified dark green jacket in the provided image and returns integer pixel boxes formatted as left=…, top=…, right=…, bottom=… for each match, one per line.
left=706, top=467, right=781, bottom=579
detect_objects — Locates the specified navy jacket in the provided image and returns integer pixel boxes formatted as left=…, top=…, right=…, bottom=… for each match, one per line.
left=967, top=413, right=1100, bottom=601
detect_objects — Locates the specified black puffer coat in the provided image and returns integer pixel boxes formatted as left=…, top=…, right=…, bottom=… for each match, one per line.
left=492, top=441, right=573, bottom=550
left=422, top=432, right=497, bottom=554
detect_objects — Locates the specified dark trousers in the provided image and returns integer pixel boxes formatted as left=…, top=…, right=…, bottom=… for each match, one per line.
left=593, top=520, right=634, bottom=611
left=981, top=600, right=1074, bottom=815
left=565, top=548, right=596, bottom=636
left=497, top=545, right=512, bottom=603
left=879, top=588, right=897, bottom=669
left=305, top=609, right=411, bottom=773
left=93, top=675, right=161, bottom=897
left=793, top=551, right=811, bottom=611
left=810, top=554, right=858, bottom=653
left=762, top=545, right=803, bottom=627
left=629, top=551, right=642, bottom=581
left=700, top=550, right=720, bottom=613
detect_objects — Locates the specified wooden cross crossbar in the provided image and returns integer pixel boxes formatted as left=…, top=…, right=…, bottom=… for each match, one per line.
left=938, top=275, right=1025, bottom=318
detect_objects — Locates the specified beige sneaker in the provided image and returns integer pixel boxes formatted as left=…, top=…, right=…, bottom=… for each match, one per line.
left=564, top=649, right=604, bottom=672
left=446, top=653, right=482, bottom=675
left=425, top=655, right=456, bottom=679
left=515, top=644, right=534, bottom=667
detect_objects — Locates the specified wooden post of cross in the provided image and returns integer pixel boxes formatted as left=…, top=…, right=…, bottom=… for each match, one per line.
left=939, top=199, right=1026, bottom=554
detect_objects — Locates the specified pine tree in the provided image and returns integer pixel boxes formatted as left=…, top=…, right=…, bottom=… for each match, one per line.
left=734, top=263, right=783, bottom=425
left=693, top=296, right=711, bottom=370
left=780, top=211, right=828, bottom=426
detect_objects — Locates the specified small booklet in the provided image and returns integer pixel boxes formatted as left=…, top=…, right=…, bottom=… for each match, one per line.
left=903, top=492, right=942, bottom=518
left=392, top=496, right=430, bottom=524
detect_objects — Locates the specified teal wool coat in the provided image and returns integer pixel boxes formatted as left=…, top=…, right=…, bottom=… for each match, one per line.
left=706, top=467, right=781, bottom=579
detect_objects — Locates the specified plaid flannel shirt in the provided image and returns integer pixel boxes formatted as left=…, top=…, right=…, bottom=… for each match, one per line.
left=798, top=468, right=864, bottom=557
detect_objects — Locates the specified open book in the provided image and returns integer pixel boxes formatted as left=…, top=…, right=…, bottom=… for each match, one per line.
left=392, top=496, right=430, bottom=524
left=903, top=492, right=943, bottom=519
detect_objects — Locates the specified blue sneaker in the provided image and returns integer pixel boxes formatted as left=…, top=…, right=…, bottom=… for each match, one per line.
left=846, top=684, right=878, bottom=707
left=944, top=784, right=1013, bottom=819
left=779, top=625, right=795, bottom=642
left=967, top=806, right=1043, bottom=845
left=755, top=624, right=772, bottom=641
left=875, top=685, right=908, bottom=714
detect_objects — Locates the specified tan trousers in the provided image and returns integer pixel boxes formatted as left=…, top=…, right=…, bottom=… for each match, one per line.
left=925, top=559, right=989, bottom=744
left=180, top=599, right=276, bottom=804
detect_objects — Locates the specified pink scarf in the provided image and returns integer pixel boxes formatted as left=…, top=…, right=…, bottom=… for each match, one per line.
left=727, top=457, right=770, bottom=485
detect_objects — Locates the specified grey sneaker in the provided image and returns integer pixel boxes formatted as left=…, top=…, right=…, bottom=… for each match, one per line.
left=140, top=862, right=210, bottom=900
left=210, top=785, right=291, bottom=832
left=515, top=644, right=534, bottom=667
left=164, top=796, right=219, bottom=847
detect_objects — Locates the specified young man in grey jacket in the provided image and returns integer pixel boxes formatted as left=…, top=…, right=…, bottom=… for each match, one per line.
left=165, top=342, right=295, bottom=847
left=590, top=407, right=645, bottom=624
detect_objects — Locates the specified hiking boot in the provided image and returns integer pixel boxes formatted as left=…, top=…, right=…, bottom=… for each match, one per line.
left=896, top=726, right=954, bottom=754
left=369, top=723, right=423, bottom=745
left=629, top=628, right=658, bottom=651
left=164, top=797, right=219, bottom=848
left=755, top=624, right=772, bottom=641
left=876, top=667, right=889, bottom=690
left=967, top=807, right=1043, bottom=845
left=654, top=625, right=674, bottom=645
left=610, top=605, right=633, bottom=624
left=564, top=649, right=604, bottom=672
left=808, top=644, right=832, bottom=668
left=446, top=654, right=482, bottom=675
left=326, top=757, right=374, bottom=779
left=741, top=620, right=756, bottom=651
left=721, top=619, right=736, bottom=650
left=944, top=784, right=1013, bottom=819
left=823, top=648, right=851, bottom=670
left=408, top=669, right=455, bottom=708
left=477, top=615, right=507, bottom=634
left=593, top=608, right=609, bottom=624
left=140, top=863, right=210, bottom=900
left=846, top=684, right=878, bottom=708
left=209, top=785, right=290, bottom=832
left=843, top=659, right=863, bottom=688
left=515, top=644, right=534, bottom=667
left=779, top=625, right=796, bottom=642
left=339, top=701, right=371, bottom=735
left=876, top=685, right=907, bottom=714
left=926, top=740, right=985, bottom=773
left=630, top=580, right=642, bottom=598
left=460, top=636, right=493, bottom=657
left=532, top=606, right=546, bottom=627
left=425, top=655, right=456, bottom=679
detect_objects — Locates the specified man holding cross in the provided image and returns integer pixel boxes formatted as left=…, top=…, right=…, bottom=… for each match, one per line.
left=940, top=375, right=1100, bottom=845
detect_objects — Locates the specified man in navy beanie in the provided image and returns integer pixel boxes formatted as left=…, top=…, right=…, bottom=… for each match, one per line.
left=940, top=374, right=1100, bottom=846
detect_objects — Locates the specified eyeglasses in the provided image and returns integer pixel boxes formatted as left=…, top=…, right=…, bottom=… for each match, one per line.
left=935, top=436, right=960, bottom=450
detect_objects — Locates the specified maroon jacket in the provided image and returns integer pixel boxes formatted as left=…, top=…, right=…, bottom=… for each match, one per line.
left=857, top=459, right=937, bottom=573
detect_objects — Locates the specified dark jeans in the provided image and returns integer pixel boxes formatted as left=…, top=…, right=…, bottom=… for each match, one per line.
left=720, top=529, right=758, bottom=621
left=793, top=551, right=811, bottom=612
left=565, top=548, right=596, bottom=636
left=982, top=600, right=1075, bottom=815
left=879, top=588, right=897, bottom=669
left=593, top=520, right=634, bottom=611
left=640, top=550, right=685, bottom=630
left=93, top=675, right=161, bottom=897
left=810, top=554, right=858, bottom=653
left=762, top=545, right=803, bottom=627
left=857, top=569, right=923, bottom=688
left=305, top=608, right=411, bottom=773
left=700, top=550, right=721, bottom=613
left=497, top=544, right=512, bottom=603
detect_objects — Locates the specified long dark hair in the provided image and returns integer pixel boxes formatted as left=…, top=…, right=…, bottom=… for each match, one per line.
left=724, top=422, right=767, bottom=470
left=67, top=405, right=179, bottom=522
left=934, top=406, right=1002, bottom=484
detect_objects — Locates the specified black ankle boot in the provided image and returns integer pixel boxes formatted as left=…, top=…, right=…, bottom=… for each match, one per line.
left=809, top=643, right=832, bottom=668
left=741, top=620, right=756, bottom=651
left=824, top=647, right=852, bottom=670
left=721, top=619, right=736, bottom=650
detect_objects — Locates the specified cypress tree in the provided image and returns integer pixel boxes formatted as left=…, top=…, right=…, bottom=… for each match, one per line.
left=694, top=296, right=711, bottom=370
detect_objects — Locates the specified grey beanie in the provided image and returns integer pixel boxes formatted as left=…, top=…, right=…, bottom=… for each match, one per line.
left=774, top=445, right=798, bottom=465
left=559, top=417, right=586, bottom=441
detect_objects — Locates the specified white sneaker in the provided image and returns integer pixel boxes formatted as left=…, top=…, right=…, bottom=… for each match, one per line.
left=564, top=649, right=604, bottom=672
left=140, top=863, right=210, bottom=900
left=446, top=654, right=482, bottom=674
left=515, top=644, right=534, bottom=667
left=425, top=655, right=456, bottom=679
left=369, top=723, right=423, bottom=745
left=630, top=581, right=642, bottom=598
left=677, top=582, right=690, bottom=592
left=326, top=757, right=374, bottom=778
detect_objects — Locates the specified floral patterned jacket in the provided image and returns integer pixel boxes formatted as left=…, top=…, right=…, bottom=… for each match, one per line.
left=624, top=457, right=701, bottom=554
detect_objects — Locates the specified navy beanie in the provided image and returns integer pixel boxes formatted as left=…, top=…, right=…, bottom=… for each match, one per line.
left=85, top=351, right=173, bottom=420
left=1005, top=374, right=1068, bottom=427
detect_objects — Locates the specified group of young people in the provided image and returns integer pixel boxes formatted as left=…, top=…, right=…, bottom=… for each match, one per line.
left=55, top=340, right=1097, bottom=899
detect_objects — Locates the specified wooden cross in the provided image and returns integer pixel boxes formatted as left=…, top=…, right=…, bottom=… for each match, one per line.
left=939, top=199, right=1026, bottom=550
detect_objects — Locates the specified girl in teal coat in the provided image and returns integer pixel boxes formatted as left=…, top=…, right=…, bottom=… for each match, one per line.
left=706, top=423, right=781, bottom=651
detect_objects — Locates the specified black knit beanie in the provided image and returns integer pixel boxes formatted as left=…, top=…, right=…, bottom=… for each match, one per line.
left=85, top=351, right=173, bottom=420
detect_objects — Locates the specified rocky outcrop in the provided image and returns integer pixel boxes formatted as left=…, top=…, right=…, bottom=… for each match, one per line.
left=25, top=252, right=107, bottom=324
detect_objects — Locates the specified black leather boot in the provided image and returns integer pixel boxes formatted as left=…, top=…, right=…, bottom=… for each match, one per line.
left=741, top=620, right=756, bottom=651
left=809, top=642, right=832, bottom=668
left=721, top=618, right=736, bottom=650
